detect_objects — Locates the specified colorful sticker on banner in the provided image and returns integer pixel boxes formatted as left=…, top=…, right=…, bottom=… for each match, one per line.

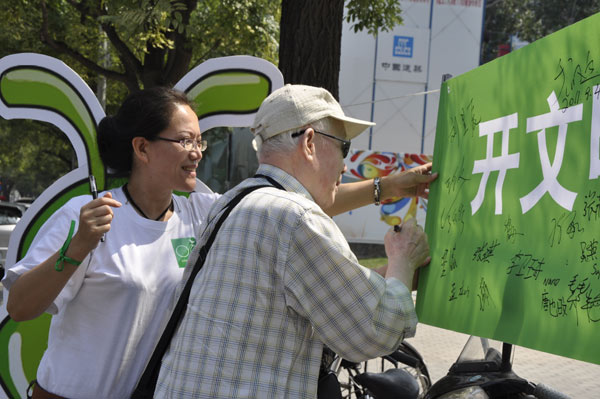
left=346, top=151, right=432, bottom=226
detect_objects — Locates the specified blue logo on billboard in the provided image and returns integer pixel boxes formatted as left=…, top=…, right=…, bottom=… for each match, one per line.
left=393, top=36, right=414, bottom=58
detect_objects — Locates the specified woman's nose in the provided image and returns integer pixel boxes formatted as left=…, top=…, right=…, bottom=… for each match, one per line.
left=190, top=148, right=202, bottom=160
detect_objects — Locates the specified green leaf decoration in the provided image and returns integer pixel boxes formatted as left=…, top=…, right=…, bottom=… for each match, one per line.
left=0, top=52, right=282, bottom=398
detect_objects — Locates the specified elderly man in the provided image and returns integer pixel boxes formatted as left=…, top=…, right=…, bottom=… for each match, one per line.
left=154, top=84, right=435, bottom=398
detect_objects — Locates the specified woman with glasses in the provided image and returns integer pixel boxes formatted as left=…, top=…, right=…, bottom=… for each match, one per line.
left=3, top=87, right=219, bottom=399
left=3, top=86, right=435, bottom=399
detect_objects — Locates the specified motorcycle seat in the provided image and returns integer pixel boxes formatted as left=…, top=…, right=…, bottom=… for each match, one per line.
left=354, top=368, right=420, bottom=399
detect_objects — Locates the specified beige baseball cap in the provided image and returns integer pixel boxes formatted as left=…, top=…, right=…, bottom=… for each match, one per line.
left=251, top=84, right=375, bottom=149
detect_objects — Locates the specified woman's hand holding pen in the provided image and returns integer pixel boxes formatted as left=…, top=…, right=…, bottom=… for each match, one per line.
left=69, top=193, right=122, bottom=257
left=6, top=193, right=122, bottom=321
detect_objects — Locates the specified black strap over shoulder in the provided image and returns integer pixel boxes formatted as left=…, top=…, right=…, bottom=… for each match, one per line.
left=132, top=177, right=284, bottom=398
left=254, top=173, right=284, bottom=190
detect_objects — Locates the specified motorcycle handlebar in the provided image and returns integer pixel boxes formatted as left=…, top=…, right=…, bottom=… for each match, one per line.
left=387, top=349, right=420, bottom=368
left=534, top=383, right=572, bottom=399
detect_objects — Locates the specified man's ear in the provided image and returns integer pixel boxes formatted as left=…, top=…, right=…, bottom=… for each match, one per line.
left=131, top=137, right=150, bottom=164
left=300, top=128, right=317, bottom=160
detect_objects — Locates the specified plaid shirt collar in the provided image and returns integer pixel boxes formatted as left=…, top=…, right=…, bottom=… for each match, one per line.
left=254, top=163, right=315, bottom=203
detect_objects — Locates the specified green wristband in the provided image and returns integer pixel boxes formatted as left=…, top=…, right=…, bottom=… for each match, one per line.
left=55, top=220, right=82, bottom=271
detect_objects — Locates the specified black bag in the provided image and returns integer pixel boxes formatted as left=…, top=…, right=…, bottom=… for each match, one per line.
left=132, top=178, right=282, bottom=398
left=317, top=372, right=343, bottom=399
left=317, top=347, right=343, bottom=399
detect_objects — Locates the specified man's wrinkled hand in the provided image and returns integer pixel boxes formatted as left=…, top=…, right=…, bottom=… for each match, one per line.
left=381, top=162, right=438, bottom=200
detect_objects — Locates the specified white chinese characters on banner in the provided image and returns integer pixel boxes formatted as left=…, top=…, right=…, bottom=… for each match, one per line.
left=591, top=86, right=600, bottom=179
left=521, top=91, right=582, bottom=213
left=471, top=113, right=520, bottom=215
left=470, top=88, right=600, bottom=216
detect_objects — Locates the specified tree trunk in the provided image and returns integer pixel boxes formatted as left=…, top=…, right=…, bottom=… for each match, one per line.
left=279, top=0, right=344, bottom=99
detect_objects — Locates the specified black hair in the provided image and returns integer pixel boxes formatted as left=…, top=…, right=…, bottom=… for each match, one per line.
left=97, top=87, right=192, bottom=175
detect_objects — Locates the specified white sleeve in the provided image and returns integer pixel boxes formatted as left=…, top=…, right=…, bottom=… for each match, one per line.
left=2, top=197, right=90, bottom=314
left=188, top=191, right=221, bottom=230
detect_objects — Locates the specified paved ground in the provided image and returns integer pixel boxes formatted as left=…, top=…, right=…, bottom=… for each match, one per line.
left=404, top=322, right=599, bottom=398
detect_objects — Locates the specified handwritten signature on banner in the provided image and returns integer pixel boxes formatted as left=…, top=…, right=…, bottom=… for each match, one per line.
left=439, top=91, right=600, bottom=322
left=442, top=89, right=600, bottom=312
left=555, top=50, right=600, bottom=108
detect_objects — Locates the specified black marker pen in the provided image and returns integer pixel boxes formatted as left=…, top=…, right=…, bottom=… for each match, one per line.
left=88, top=175, right=105, bottom=242
left=89, top=175, right=98, bottom=199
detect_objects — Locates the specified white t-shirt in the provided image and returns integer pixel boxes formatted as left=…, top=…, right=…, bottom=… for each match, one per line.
left=2, top=186, right=219, bottom=399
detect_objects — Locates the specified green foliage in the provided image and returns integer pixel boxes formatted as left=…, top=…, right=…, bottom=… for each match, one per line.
left=99, top=0, right=189, bottom=51
left=1, top=0, right=280, bottom=94
left=186, top=0, right=280, bottom=65
left=1, top=0, right=402, bottom=96
left=482, top=0, right=600, bottom=63
left=346, top=0, right=403, bottom=35
left=0, top=119, right=74, bottom=197
left=516, top=0, right=600, bottom=42
left=95, top=0, right=280, bottom=61
left=0, top=1, right=47, bottom=56
left=0, top=0, right=283, bottom=195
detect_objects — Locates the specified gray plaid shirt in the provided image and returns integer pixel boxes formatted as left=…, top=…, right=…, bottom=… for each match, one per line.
left=155, top=164, right=417, bottom=398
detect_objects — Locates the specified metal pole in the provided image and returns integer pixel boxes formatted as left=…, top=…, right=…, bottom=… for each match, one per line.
left=501, top=342, right=513, bottom=372
left=420, top=0, right=436, bottom=154
left=369, top=34, right=379, bottom=150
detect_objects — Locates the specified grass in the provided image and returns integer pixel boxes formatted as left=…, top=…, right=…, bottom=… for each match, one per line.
left=359, top=257, right=387, bottom=269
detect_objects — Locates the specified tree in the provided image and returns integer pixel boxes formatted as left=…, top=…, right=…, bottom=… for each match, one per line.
left=279, top=1, right=345, bottom=99
left=0, top=1, right=78, bottom=198
left=0, top=0, right=404, bottom=197
left=2, top=0, right=404, bottom=102
left=510, top=0, right=600, bottom=41
left=1, top=0, right=280, bottom=97
left=279, top=0, right=403, bottom=99
left=0, top=119, right=74, bottom=198
left=482, top=0, right=600, bottom=64
left=0, top=0, right=281, bottom=196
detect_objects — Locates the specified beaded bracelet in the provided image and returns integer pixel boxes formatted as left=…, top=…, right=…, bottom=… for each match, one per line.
left=373, top=177, right=381, bottom=206
left=54, top=220, right=82, bottom=271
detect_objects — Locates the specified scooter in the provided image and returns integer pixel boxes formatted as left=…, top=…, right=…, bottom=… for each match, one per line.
left=324, top=341, right=432, bottom=399
left=424, top=336, right=571, bottom=399
left=325, top=335, right=572, bottom=399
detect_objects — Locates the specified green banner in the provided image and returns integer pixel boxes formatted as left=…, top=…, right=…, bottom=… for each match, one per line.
left=417, top=13, right=600, bottom=365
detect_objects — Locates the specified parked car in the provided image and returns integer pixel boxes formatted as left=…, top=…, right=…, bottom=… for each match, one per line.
left=15, top=197, right=35, bottom=208
left=0, top=201, right=26, bottom=279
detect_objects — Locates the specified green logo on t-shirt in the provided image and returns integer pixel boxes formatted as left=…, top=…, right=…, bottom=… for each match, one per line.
left=171, top=237, right=197, bottom=268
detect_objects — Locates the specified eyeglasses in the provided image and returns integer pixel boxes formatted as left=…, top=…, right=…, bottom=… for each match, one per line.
left=291, top=129, right=351, bottom=158
left=156, top=137, right=208, bottom=152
